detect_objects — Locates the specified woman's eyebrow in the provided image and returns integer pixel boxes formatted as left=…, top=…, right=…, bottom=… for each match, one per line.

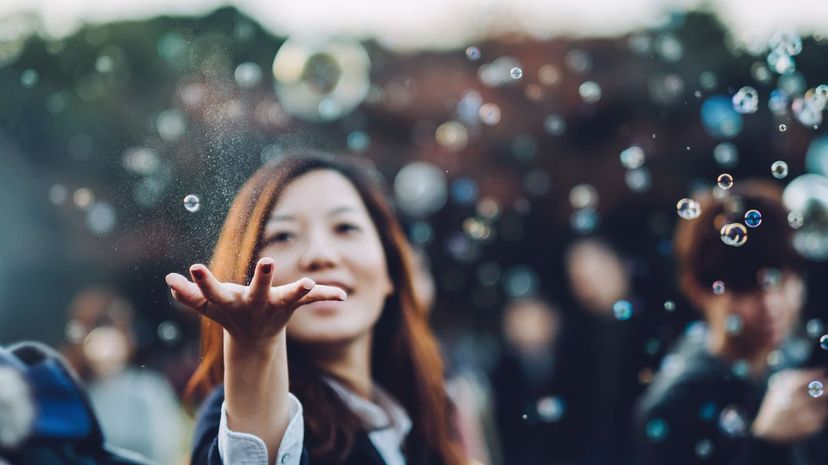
left=268, top=206, right=357, bottom=223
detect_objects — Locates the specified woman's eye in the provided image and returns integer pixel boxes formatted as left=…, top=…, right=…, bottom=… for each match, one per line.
left=265, top=232, right=294, bottom=243
left=335, top=223, right=360, bottom=234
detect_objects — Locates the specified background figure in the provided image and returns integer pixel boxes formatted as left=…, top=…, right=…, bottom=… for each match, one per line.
left=491, top=297, right=574, bottom=465
left=61, top=287, right=186, bottom=465
left=635, top=180, right=828, bottom=465
left=563, top=237, right=645, bottom=465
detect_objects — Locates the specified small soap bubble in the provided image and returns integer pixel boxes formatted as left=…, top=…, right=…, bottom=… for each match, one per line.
left=720, top=223, right=748, bottom=247
left=779, top=124, right=787, bottom=132
left=744, top=209, right=762, bottom=228
left=479, top=103, right=502, bottom=125
left=510, top=67, right=523, bottom=80
left=695, top=439, right=714, bottom=459
left=578, top=81, right=602, bottom=104
left=807, top=319, right=825, bottom=338
left=717, top=173, right=734, bottom=189
left=183, top=194, right=201, bottom=212
left=757, top=267, right=782, bottom=289
left=719, top=406, right=747, bottom=437
left=712, top=280, right=726, bottom=295
left=732, top=86, right=759, bottom=114
left=771, top=161, right=788, bottom=179
left=465, top=46, right=481, bottom=61
left=713, top=143, right=738, bottom=168
left=676, top=198, right=701, bottom=220
left=664, top=300, right=676, bottom=312
left=543, top=114, right=566, bottom=136
left=620, top=146, right=645, bottom=169
left=645, top=418, right=668, bottom=442
left=613, top=300, right=633, bottom=321
left=536, top=396, right=565, bottom=422
left=819, top=334, right=828, bottom=350
left=157, top=321, right=181, bottom=344
left=788, top=211, right=804, bottom=229
left=725, top=314, right=744, bottom=335
left=808, top=380, right=824, bottom=398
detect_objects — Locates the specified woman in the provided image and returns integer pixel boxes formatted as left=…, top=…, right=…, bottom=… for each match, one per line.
left=165, top=152, right=466, bottom=465
left=635, top=180, right=828, bottom=465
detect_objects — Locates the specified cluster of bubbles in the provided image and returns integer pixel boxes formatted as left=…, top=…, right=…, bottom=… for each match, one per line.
left=619, top=146, right=651, bottom=192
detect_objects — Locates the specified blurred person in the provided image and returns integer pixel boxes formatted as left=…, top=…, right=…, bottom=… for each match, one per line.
left=490, top=297, right=574, bottom=465
left=563, top=237, right=644, bottom=465
left=412, top=247, right=501, bottom=465
left=166, top=152, right=468, bottom=465
left=61, top=287, right=186, bottom=465
left=635, top=180, right=828, bottom=465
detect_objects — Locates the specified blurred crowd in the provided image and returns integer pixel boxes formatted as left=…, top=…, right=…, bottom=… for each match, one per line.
left=2, top=5, right=828, bottom=465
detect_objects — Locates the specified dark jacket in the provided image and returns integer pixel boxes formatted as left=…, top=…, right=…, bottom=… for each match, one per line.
left=634, top=335, right=827, bottom=465
left=191, top=385, right=446, bottom=465
left=0, top=342, right=155, bottom=465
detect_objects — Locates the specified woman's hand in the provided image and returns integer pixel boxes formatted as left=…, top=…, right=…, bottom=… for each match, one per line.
left=165, top=257, right=347, bottom=342
left=751, top=368, right=828, bottom=443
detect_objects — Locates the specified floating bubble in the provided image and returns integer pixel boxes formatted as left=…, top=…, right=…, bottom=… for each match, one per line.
left=626, top=168, right=652, bottom=193
left=272, top=36, right=370, bottom=122
left=751, top=62, right=772, bottom=84
left=435, top=121, right=469, bottom=152
left=788, top=211, right=804, bottom=229
left=725, top=314, right=744, bottom=335
left=543, top=114, right=566, bottom=136
left=717, top=173, right=734, bottom=190
left=664, top=300, right=676, bottom=312
left=86, top=201, right=116, bottom=235
left=768, top=89, right=789, bottom=115
left=156, top=110, right=186, bottom=142
left=720, top=223, right=748, bottom=247
left=744, top=209, right=762, bottom=228
left=503, top=266, right=538, bottom=298
left=792, top=97, right=823, bottom=128
left=655, top=34, right=683, bottom=62
left=570, top=184, right=598, bottom=209
left=767, top=50, right=795, bottom=75
left=809, top=380, right=824, bottom=398
left=771, top=161, right=789, bottom=179
left=49, top=184, right=68, bottom=205
left=805, top=135, right=828, bottom=176
left=695, top=439, right=714, bottom=459
left=770, top=31, right=803, bottom=56
left=808, top=319, right=825, bottom=338
left=758, top=267, right=782, bottom=289
left=699, top=71, right=718, bottom=90
left=463, top=217, right=491, bottom=241
left=157, top=321, right=180, bottom=344
left=645, top=418, right=669, bottom=442
left=20, top=69, right=38, bottom=88
left=565, top=49, right=593, bottom=73
left=712, top=280, right=726, bottom=295
left=478, top=56, right=522, bottom=87
left=536, top=396, right=565, bottom=422
left=509, top=67, right=523, bottom=80
left=732, top=86, right=759, bottom=114
left=779, top=124, right=787, bottom=132
left=479, top=103, right=502, bottom=125
left=783, top=174, right=828, bottom=259
left=731, top=360, right=750, bottom=378
left=451, top=178, right=478, bottom=205
left=73, top=188, right=95, bottom=210
left=65, top=320, right=86, bottom=344
left=235, top=62, right=262, bottom=88
left=394, top=162, right=448, bottom=217
left=537, top=64, right=561, bottom=86
left=677, top=198, right=701, bottom=220
left=714, top=143, right=738, bottom=168
left=347, top=131, right=371, bottom=152
left=570, top=208, right=599, bottom=233
left=579, top=81, right=602, bottom=104
left=719, top=406, right=747, bottom=437
left=465, top=46, right=481, bottom=61
left=409, top=222, right=433, bottom=244
left=701, top=95, right=743, bottom=139
left=620, top=146, right=645, bottom=169
left=820, top=334, right=828, bottom=350
left=183, top=194, right=200, bottom=212
left=613, top=300, right=633, bottom=321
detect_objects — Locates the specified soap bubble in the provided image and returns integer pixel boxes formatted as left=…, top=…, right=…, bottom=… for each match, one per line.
left=157, top=321, right=181, bottom=345
left=767, top=50, right=795, bottom=74
left=808, top=380, right=824, bottom=398
left=543, top=114, right=566, bottom=136
left=645, top=418, right=669, bottom=442
left=701, top=96, right=743, bottom=139
left=479, top=103, right=502, bottom=125
left=613, top=300, right=633, bottom=321
left=744, top=209, right=762, bottom=228
left=235, top=62, right=262, bottom=88
left=782, top=174, right=828, bottom=260
left=569, top=184, right=599, bottom=209
left=435, top=121, right=469, bottom=152
left=717, top=173, right=733, bottom=189
left=394, top=162, right=448, bottom=217
left=769, top=31, right=802, bottom=56
left=771, top=161, right=789, bottom=179
left=819, top=334, right=828, bottom=350
left=779, top=124, right=787, bottom=132
left=579, top=81, right=602, bottom=104
left=720, top=223, right=748, bottom=247
left=536, top=396, right=565, bottom=422
left=695, top=439, right=714, bottom=459
left=732, top=86, right=758, bottom=114
left=465, top=46, right=481, bottom=61
left=677, top=198, right=701, bottom=220
left=712, top=280, right=726, bottom=295
left=714, top=143, right=738, bottom=168
left=719, top=406, right=747, bottom=437
left=183, top=194, right=200, bottom=212
left=620, top=146, right=645, bottom=169
left=725, top=314, right=744, bottom=335
left=510, top=67, right=523, bottom=80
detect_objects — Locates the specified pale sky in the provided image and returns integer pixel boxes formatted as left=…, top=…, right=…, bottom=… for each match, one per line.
left=1, top=0, right=827, bottom=50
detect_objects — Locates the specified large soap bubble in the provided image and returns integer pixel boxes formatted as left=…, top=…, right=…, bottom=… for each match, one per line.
left=782, top=174, right=828, bottom=261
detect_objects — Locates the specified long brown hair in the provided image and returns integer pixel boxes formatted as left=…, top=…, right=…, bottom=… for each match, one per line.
left=185, top=151, right=465, bottom=465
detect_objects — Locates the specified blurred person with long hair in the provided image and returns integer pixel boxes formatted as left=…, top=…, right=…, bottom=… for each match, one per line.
left=165, top=152, right=467, bottom=465
left=635, top=180, right=828, bottom=465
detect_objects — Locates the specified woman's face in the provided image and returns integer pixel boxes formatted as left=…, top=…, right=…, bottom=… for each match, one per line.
left=703, top=272, right=804, bottom=356
left=259, top=170, right=393, bottom=344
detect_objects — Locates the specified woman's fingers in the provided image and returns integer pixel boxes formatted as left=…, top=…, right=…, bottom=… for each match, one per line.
left=247, top=258, right=275, bottom=304
left=190, top=265, right=233, bottom=306
left=165, top=273, right=206, bottom=307
left=294, top=283, right=348, bottom=307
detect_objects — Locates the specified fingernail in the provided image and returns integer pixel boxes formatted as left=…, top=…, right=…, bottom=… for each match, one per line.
left=191, top=268, right=205, bottom=280
left=302, top=279, right=315, bottom=290
left=262, top=263, right=273, bottom=274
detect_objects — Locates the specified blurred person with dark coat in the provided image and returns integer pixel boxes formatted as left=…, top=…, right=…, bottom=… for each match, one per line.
left=491, top=297, right=576, bottom=465
left=635, top=180, right=828, bottom=465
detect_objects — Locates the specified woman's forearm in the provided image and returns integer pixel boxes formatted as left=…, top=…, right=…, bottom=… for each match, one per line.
left=223, top=329, right=291, bottom=462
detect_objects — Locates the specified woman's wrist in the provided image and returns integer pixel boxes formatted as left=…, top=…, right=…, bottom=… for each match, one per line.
left=224, top=329, right=285, bottom=362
